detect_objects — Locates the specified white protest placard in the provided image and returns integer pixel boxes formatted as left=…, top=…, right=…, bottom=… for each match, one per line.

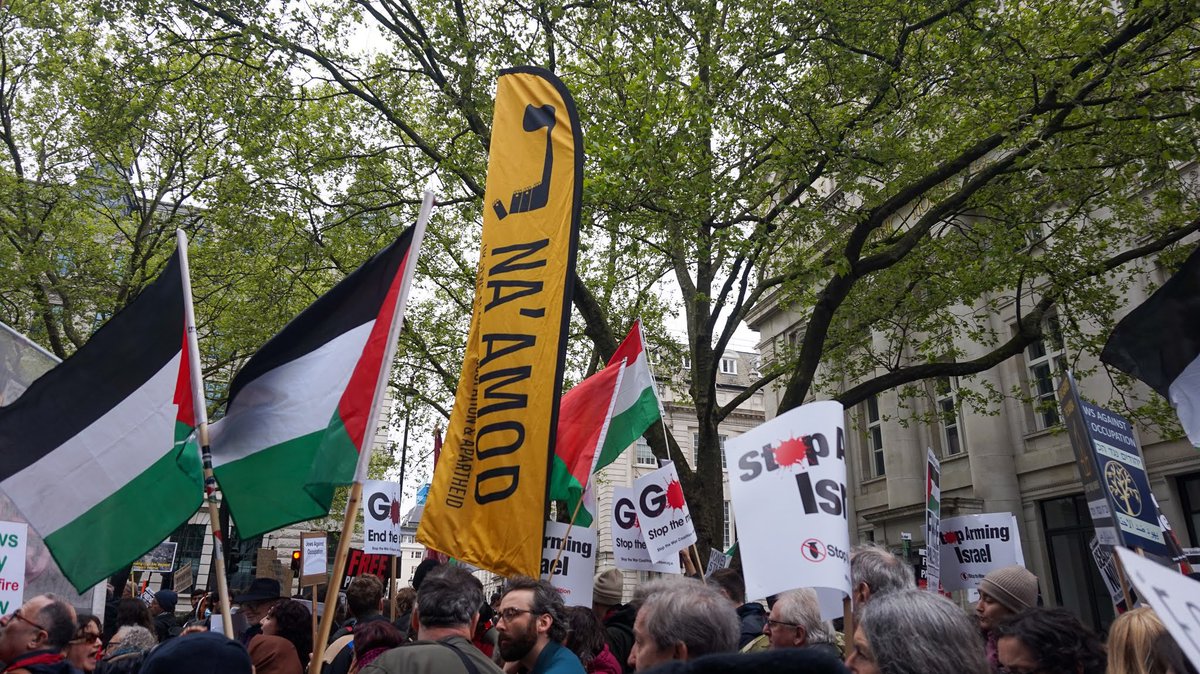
left=924, top=449, right=941, bottom=592
left=0, top=522, right=27, bottom=615
left=1116, top=547, right=1200, bottom=671
left=610, top=486, right=681, bottom=574
left=632, top=462, right=697, bottom=563
left=724, top=400, right=849, bottom=620
left=939, top=513, right=1021, bottom=591
left=1089, top=537, right=1124, bottom=608
left=362, top=480, right=404, bottom=555
left=300, top=532, right=327, bottom=586
left=540, top=520, right=597, bottom=607
left=705, top=548, right=729, bottom=578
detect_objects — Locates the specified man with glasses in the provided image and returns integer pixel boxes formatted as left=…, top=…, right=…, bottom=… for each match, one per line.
left=358, top=566, right=503, bottom=674
left=762, top=588, right=839, bottom=657
left=495, top=577, right=583, bottom=674
left=0, top=594, right=79, bottom=673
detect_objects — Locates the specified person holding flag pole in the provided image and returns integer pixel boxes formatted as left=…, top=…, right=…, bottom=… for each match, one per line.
left=176, top=228, right=236, bottom=638
left=309, top=189, right=434, bottom=673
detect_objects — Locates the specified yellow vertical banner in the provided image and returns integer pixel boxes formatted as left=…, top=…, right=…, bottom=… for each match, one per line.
left=417, top=67, right=581, bottom=577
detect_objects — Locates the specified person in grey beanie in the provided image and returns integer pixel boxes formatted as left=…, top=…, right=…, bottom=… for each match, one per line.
left=974, top=566, right=1038, bottom=673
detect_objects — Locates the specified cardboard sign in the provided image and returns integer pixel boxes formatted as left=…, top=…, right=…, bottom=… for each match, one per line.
left=363, top=480, right=404, bottom=555
left=724, top=401, right=849, bottom=619
left=610, top=485, right=681, bottom=574
left=939, top=513, right=1021, bottom=591
left=705, top=548, right=729, bottom=578
left=133, top=541, right=177, bottom=573
left=924, top=448, right=941, bottom=593
left=1116, top=548, right=1200, bottom=671
left=540, top=520, right=596, bottom=607
left=0, top=522, right=27, bottom=614
left=173, top=562, right=194, bottom=594
left=300, top=532, right=327, bottom=586
left=1089, top=537, right=1124, bottom=610
left=1059, top=373, right=1166, bottom=555
left=632, top=462, right=697, bottom=563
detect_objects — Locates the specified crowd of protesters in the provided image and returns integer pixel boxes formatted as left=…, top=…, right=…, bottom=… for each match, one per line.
left=0, top=545, right=1195, bottom=674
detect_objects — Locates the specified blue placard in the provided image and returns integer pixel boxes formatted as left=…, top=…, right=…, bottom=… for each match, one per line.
left=1077, top=398, right=1168, bottom=556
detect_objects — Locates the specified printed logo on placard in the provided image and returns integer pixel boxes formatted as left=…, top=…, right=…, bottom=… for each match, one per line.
left=1104, top=461, right=1141, bottom=516
left=801, top=539, right=827, bottom=562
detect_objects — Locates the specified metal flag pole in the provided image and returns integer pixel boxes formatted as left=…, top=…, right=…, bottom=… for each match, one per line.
left=176, top=229, right=235, bottom=638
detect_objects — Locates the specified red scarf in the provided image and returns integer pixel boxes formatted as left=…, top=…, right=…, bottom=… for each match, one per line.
left=4, top=650, right=67, bottom=672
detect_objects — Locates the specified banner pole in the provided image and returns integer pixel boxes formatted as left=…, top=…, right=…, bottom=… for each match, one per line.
left=311, top=191, right=434, bottom=673
left=551, top=495, right=588, bottom=574
left=389, top=556, right=398, bottom=621
left=690, top=545, right=706, bottom=583
left=176, top=229, right=235, bottom=639
left=843, top=596, right=854, bottom=645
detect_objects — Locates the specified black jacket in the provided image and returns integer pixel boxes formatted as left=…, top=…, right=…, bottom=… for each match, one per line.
left=603, top=604, right=637, bottom=674
left=735, top=603, right=767, bottom=650
left=153, top=612, right=181, bottom=643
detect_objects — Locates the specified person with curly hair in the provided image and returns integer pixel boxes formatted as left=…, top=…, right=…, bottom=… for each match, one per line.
left=113, top=598, right=154, bottom=638
left=561, top=606, right=622, bottom=674
left=993, top=608, right=1105, bottom=674
left=260, top=599, right=313, bottom=669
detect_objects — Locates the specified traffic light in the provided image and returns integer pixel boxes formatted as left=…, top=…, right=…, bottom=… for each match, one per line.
left=291, top=550, right=301, bottom=572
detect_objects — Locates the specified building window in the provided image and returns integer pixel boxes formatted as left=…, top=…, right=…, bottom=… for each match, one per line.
left=722, top=501, right=732, bottom=550
left=719, top=434, right=727, bottom=469
left=720, top=357, right=738, bottom=375
left=169, top=522, right=206, bottom=590
left=1181, top=474, right=1200, bottom=546
left=411, top=550, right=422, bottom=559
left=1026, top=315, right=1066, bottom=430
left=1040, top=495, right=1115, bottom=633
left=866, top=396, right=885, bottom=477
left=682, top=355, right=691, bottom=370
left=935, top=377, right=966, bottom=456
left=635, top=437, right=657, bottom=466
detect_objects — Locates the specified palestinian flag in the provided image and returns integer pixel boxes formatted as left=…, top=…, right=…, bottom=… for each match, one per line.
left=1101, top=245, right=1200, bottom=448
left=210, top=228, right=417, bottom=538
left=549, top=361, right=625, bottom=526
left=0, top=250, right=203, bottom=592
left=592, top=320, right=664, bottom=470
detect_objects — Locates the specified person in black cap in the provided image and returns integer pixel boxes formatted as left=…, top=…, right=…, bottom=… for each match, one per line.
left=140, top=631, right=252, bottom=674
left=149, top=590, right=181, bottom=643
left=232, top=578, right=283, bottom=646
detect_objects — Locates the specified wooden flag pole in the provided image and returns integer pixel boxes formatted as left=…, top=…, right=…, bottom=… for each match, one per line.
left=843, top=596, right=854, bottom=645
left=310, top=190, right=433, bottom=674
left=690, top=545, right=706, bottom=583
left=389, top=556, right=398, bottom=621
left=311, top=482, right=363, bottom=672
left=177, top=229, right=234, bottom=638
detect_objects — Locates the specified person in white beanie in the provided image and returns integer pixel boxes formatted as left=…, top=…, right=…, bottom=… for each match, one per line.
left=975, top=565, right=1039, bottom=673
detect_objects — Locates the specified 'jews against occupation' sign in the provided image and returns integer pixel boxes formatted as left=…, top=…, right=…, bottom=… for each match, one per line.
left=610, top=485, right=680, bottom=574
left=725, top=401, right=849, bottom=619
left=939, top=513, right=1021, bottom=591
left=632, top=462, right=697, bottom=563
left=540, top=520, right=596, bottom=607
left=362, top=480, right=404, bottom=555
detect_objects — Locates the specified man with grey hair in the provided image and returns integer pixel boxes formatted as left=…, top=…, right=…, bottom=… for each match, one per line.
left=845, top=589, right=988, bottom=674
left=762, top=588, right=839, bottom=657
left=360, top=565, right=504, bottom=674
left=628, top=579, right=738, bottom=671
left=0, top=593, right=78, bottom=673
left=495, top=576, right=583, bottom=674
left=849, top=544, right=912, bottom=611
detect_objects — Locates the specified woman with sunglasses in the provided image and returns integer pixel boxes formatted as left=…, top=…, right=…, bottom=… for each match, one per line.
left=63, top=615, right=102, bottom=672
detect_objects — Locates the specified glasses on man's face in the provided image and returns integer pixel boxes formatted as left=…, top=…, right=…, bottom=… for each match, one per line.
left=496, top=608, right=537, bottom=624
left=765, top=619, right=799, bottom=631
left=9, top=610, right=48, bottom=633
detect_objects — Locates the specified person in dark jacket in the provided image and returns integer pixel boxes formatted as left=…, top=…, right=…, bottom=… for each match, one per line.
left=148, top=590, right=180, bottom=643
left=95, top=626, right=156, bottom=674
left=707, top=569, right=766, bottom=649
left=591, top=569, right=634, bottom=674
left=0, top=594, right=79, bottom=674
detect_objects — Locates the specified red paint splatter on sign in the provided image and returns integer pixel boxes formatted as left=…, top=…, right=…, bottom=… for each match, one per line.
left=774, top=436, right=809, bottom=467
left=666, top=479, right=686, bottom=510
left=389, top=499, right=401, bottom=525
